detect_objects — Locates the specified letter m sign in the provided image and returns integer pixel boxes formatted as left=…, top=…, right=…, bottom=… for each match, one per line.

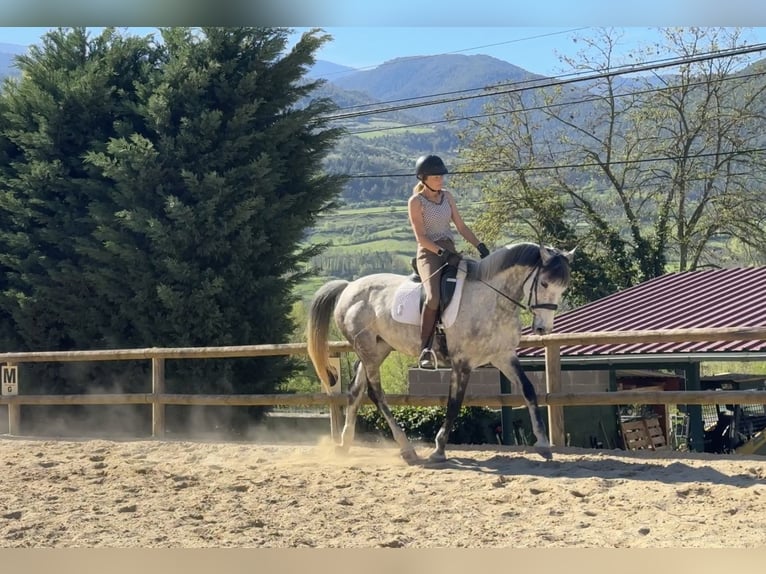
left=2, top=365, right=18, bottom=396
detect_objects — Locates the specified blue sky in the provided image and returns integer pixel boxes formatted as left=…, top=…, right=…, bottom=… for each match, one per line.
left=3, top=26, right=766, bottom=76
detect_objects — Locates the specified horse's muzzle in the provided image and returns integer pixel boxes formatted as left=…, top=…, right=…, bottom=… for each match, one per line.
left=533, top=326, right=550, bottom=336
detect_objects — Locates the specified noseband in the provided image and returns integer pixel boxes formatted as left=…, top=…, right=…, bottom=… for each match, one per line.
left=478, top=264, right=559, bottom=313
left=525, top=266, right=560, bottom=311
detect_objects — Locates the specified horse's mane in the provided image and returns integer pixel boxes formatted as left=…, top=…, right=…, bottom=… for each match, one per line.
left=468, top=242, right=571, bottom=285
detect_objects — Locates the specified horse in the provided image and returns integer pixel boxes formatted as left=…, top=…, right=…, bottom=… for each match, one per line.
left=306, top=242, right=575, bottom=465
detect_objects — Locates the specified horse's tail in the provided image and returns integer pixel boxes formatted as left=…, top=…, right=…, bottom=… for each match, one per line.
left=306, top=279, right=349, bottom=394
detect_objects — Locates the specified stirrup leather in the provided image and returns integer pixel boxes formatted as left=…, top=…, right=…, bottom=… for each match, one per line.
left=418, top=347, right=438, bottom=370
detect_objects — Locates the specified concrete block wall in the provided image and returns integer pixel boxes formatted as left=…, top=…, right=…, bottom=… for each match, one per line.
left=408, top=367, right=501, bottom=396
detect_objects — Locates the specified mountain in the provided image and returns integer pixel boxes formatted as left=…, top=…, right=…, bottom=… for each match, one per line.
left=333, top=54, right=538, bottom=96
left=328, top=54, right=544, bottom=122
left=305, top=54, right=554, bottom=203
left=0, top=42, right=28, bottom=52
left=0, top=42, right=26, bottom=78
left=307, top=60, right=357, bottom=80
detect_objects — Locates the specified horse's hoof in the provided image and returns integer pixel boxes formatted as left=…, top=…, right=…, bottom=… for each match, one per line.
left=427, top=451, right=447, bottom=464
left=401, top=449, right=421, bottom=465
left=535, top=446, right=553, bottom=461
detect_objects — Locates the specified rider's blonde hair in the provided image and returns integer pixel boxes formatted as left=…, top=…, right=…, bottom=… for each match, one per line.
left=412, top=181, right=426, bottom=196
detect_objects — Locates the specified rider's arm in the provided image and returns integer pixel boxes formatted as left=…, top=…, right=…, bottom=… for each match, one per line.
left=445, top=191, right=481, bottom=249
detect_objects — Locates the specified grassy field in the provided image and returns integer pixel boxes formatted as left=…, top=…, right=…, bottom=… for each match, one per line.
left=350, top=121, right=436, bottom=139
left=295, top=202, right=496, bottom=302
left=295, top=205, right=410, bottom=302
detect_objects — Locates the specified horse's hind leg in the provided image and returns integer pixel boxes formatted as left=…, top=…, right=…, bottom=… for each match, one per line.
left=497, top=357, right=552, bottom=461
left=365, top=375, right=420, bottom=465
left=337, top=360, right=367, bottom=454
left=429, top=361, right=471, bottom=463
left=344, top=329, right=418, bottom=464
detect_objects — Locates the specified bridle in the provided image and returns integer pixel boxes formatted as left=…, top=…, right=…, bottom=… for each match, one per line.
left=477, top=264, right=559, bottom=313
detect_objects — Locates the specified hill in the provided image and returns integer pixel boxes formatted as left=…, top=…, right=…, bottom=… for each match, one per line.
left=302, top=54, right=548, bottom=206
left=307, top=59, right=357, bottom=80
left=330, top=54, right=544, bottom=122
left=0, top=42, right=25, bottom=78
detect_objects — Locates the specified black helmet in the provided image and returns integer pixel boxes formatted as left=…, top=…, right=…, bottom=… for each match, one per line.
left=415, top=155, right=448, bottom=179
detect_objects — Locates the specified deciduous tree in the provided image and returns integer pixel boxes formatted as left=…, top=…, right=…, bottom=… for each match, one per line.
left=455, top=27, right=766, bottom=305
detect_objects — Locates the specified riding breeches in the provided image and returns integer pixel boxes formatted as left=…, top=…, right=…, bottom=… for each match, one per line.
left=416, top=238, right=456, bottom=311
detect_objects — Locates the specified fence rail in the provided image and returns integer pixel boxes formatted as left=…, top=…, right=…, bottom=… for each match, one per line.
left=3, top=389, right=766, bottom=408
left=2, top=326, right=766, bottom=444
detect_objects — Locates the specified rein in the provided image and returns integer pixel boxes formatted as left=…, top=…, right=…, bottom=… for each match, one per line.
left=477, top=264, right=559, bottom=312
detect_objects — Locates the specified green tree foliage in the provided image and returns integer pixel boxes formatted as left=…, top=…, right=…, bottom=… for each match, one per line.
left=356, top=405, right=500, bottom=445
left=0, top=28, right=158, bottom=353
left=0, top=27, right=345, bottom=408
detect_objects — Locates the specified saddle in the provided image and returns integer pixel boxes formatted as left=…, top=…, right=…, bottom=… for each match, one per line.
left=409, top=257, right=460, bottom=314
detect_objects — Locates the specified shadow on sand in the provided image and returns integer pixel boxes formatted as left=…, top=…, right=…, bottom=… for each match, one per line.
left=418, top=445, right=766, bottom=488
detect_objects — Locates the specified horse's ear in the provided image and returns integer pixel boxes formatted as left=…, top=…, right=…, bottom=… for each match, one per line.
left=539, top=245, right=552, bottom=264
left=564, top=246, right=577, bottom=262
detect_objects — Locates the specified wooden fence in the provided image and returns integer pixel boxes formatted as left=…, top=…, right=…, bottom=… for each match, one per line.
left=1, top=326, right=766, bottom=446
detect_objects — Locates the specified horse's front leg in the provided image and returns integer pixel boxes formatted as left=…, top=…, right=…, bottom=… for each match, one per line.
left=429, top=360, right=472, bottom=463
left=496, top=356, right=552, bottom=461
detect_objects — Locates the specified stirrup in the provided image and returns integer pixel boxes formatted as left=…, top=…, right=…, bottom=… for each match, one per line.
left=418, top=347, right=438, bottom=370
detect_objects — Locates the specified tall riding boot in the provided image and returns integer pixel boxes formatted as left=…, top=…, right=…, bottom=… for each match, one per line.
left=418, top=306, right=439, bottom=369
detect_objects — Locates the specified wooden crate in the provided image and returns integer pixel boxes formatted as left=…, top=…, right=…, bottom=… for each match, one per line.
left=643, top=416, right=668, bottom=450
left=620, top=417, right=668, bottom=451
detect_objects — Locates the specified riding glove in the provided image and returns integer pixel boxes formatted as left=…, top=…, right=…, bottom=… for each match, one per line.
left=477, top=242, right=490, bottom=259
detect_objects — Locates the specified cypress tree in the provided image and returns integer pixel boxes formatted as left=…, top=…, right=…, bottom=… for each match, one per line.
left=0, top=27, right=345, bottom=431
left=0, top=28, right=159, bottom=393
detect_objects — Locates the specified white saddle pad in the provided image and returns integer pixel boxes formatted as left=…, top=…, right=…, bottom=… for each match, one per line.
left=391, top=260, right=467, bottom=329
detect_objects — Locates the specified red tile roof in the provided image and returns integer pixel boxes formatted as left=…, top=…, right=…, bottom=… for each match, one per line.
left=519, top=266, right=766, bottom=357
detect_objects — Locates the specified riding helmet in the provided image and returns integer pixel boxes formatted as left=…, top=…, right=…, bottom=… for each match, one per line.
left=415, top=155, right=448, bottom=179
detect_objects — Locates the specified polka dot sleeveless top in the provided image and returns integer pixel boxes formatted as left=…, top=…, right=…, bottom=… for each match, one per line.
left=416, top=192, right=453, bottom=242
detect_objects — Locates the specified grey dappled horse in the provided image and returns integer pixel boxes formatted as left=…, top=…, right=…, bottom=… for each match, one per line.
left=307, top=242, right=574, bottom=465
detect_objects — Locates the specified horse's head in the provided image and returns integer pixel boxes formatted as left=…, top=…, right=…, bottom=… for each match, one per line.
left=525, top=245, right=575, bottom=335
left=471, top=242, right=575, bottom=334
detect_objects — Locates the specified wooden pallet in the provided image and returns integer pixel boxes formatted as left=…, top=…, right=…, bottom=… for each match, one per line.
left=620, top=417, right=668, bottom=451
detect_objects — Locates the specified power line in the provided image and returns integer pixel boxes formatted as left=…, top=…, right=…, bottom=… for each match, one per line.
left=344, top=67, right=766, bottom=137
left=342, top=147, right=766, bottom=180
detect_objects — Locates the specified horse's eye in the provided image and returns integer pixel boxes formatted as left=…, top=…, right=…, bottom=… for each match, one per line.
left=540, top=280, right=549, bottom=289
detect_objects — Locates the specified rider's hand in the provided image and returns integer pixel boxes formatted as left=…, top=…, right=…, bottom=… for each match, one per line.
left=441, top=250, right=462, bottom=268
left=477, top=242, right=490, bottom=259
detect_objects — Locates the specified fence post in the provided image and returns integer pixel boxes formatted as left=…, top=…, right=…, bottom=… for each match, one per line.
left=152, top=357, right=165, bottom=438
left=327, top=355, right=343, bottom=442
left=544, top=343, right=565, bottom=446
left=684, top=363, right=704, bottom=452
left=7, top=399, right=20, bottom=435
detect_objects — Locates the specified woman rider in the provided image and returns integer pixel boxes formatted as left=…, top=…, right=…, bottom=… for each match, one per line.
left=407, top=154, right=490, bottom=369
